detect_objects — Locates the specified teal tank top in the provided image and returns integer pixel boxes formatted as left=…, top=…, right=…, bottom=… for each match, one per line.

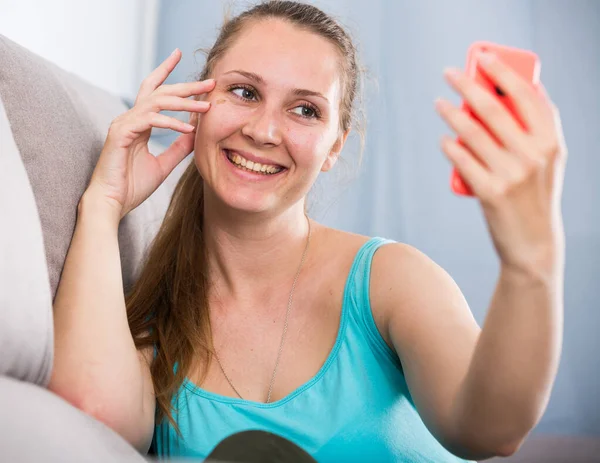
left=153, top=237, right=474, bottom=462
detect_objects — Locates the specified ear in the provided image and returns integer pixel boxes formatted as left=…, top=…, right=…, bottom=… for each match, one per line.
left=321, top=129, right=350, bottom=172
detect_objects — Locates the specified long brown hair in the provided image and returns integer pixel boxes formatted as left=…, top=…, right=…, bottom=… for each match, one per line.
left=126, top=0, right=365, bottom=435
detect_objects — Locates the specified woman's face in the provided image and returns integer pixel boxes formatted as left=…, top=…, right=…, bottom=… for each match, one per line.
left=193, top=19, right=349, bottom=214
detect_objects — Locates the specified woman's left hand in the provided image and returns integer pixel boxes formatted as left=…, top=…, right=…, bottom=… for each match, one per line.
left=435, top=52, right=568, bottom=277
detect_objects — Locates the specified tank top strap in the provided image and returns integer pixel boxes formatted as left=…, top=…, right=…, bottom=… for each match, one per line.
left=344, top=237, right=401, bottom=366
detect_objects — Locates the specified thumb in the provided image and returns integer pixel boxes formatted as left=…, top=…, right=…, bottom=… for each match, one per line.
left=156, top=131, right=196, bottom=178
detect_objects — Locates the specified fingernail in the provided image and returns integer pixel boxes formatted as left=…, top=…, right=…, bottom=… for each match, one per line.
left=440, top=134, right=453, bottom=146
left=479, top=52, right=495, bottom=65
left=434, top=98, right=448, bottom=111
left=443, top=67, right=460, bottom=79
left=171, top=48, right=179, bottom=56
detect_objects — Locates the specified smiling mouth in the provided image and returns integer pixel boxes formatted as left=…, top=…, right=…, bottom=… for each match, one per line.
left=223, top=150, right=286, bottom=175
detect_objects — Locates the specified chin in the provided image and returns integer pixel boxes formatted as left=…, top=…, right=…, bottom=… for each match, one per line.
left=217, top=191, right=277, bottom=215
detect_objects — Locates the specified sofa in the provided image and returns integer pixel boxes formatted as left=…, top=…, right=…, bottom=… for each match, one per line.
left=1, top=33, right=599, bottom=463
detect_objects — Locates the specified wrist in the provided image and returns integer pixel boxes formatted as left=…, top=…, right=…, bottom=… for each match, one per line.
left=500, top=250, right=562, bottom=287
left=501, top=229, right=565, bottom=283
left=78, top=188, right=123, bottom=228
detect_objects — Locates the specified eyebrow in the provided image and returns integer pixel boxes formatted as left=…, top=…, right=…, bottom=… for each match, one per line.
left=223, top=69, right=330, bottom=103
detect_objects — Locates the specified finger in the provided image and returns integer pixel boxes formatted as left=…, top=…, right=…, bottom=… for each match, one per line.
left=135, top=48, right=182, bottom=105
left=139, top=95, right=211, bottom=114
left=538, top=82, right=549, bottom=99
left=538, top=82, right=566, bottom=152
left=156, top=131, right=196, bottom=178
left=154, top=79, right=216, bottom=98
left=554, top=109, right=567, bottom=151
left=550, top=101, right=568, bottom=162
left=443, top=68, right=530, bottom=154
left=127, top=112, right=195, bottom=135
left=479, top=53, right=552, bottom=136
left=435, top=98, right=520, bottom=177
left=476, top=52, right=552, bottom=136
left=441, top=134, right=492, bottom=197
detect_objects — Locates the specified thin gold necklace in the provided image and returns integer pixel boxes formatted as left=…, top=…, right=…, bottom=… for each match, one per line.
left=212, top=216, right=312, bottom=403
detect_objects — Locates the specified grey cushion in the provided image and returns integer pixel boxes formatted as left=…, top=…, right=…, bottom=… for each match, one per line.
left=0, top=95, right=53, bottom=385
left=0, top=33, right=189, bottom=385
left=0, top=34, right=125, bottom=299
left=0, top=376, right=148, bottom=463
left=0, top=33, right=185, bottom=302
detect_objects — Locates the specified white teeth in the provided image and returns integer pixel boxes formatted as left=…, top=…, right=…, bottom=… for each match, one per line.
left=226, top=150, right=283, bottom=175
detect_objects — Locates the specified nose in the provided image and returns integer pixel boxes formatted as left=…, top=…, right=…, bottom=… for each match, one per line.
left=241, top=104, right=283, bottom=147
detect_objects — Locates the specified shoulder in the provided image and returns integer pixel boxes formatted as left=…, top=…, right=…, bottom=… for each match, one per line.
left=313, top=223, right=450, bottom=298
left=369, top=241, right=472, bottom=349
left=311, top=226, right=474, bottom=351
left=309, top=222, right=371, bottom=265
left=371, top=241, right=443, bottom=286
left=310, top=223, right=402, bottom=279
left=370, top=241, right=467, bottom=307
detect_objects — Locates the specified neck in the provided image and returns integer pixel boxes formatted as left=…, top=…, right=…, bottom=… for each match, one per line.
left=202, top=193, right=311, bottom=307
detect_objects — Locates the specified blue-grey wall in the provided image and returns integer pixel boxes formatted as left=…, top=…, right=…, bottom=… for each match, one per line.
left=153, top=0, right=600, bottom=436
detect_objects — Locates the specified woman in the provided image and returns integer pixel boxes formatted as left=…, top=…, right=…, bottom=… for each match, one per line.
left=49, top=1, right=568, bottom=461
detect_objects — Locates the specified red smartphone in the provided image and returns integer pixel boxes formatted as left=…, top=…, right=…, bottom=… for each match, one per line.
left=451, top=41, right=541, bottom=196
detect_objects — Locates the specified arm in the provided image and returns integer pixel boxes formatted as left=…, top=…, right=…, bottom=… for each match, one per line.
left=48, top=192, right=155, bottom=453
left=46, top=50, right=215, bottom=453
left=371, top=242, right=562, bottom=460
left=383, top=39, right=568, bottom=460
left=451, top=252, right=563, bottom=457
left=370, top=243, right=481, bottom=458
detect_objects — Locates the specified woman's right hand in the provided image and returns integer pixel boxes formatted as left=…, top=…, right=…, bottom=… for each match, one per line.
left=84, top=48, right=215, bottom=221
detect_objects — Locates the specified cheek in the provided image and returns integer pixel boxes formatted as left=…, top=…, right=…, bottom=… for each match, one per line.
left=197, top=99, right=246, bottom=139
left=287, top=129, right=329, bottom=166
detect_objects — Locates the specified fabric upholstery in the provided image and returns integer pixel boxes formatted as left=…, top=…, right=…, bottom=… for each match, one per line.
left=0, top=94, right=53, bottom=385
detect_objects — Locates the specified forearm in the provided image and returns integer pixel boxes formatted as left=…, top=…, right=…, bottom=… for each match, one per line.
left=48, top=193, right=144, bottom=421
left=452, top=251, right=564, bottom=455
